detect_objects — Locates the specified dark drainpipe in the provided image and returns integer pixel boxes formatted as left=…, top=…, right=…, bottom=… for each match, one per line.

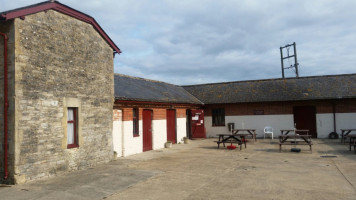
left=0, top=32, right=9, bottom=180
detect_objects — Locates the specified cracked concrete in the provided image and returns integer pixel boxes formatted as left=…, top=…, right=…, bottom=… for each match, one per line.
left=1, top=138, right=356, bottom=200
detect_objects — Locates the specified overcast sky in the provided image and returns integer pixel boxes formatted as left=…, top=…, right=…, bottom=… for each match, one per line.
left=2, top=0, right=356, bottom=85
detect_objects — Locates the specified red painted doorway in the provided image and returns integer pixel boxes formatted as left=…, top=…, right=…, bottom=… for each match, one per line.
left=191, top=109, right=206, bottom=138
left=166, top=109, right=176, bottom=144
left=143, top=109, right=153, bottom=152
left=293, top=106, right=317, bottom=138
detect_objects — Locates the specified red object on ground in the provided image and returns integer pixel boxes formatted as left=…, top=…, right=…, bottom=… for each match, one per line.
left=227, top=145, right=236, bottom=149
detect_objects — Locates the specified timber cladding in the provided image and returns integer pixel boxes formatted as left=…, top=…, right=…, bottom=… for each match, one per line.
left=1, top=10, right=114, bottom=183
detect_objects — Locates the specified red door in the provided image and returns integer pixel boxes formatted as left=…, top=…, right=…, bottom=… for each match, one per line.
left=166, top=109, right=176, bottom=144
left=293, top=106, right=317, bottom=138
left=191, top=109, right=206, bottom=138
left=143, top=109, right=153, bottom=152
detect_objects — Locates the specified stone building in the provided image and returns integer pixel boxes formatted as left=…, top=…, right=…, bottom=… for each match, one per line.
left=0, top=1, right=120, bottom=184
left=113, top=74, right=203, bottom=157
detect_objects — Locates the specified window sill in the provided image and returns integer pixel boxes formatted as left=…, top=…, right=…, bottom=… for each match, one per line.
left=67, top=144, right=79, bottom=149
left=133, top=134, right=140, bottom=137
left=212, top=125, right=225, bottom=127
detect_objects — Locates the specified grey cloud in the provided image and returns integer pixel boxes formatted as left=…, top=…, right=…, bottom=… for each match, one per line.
left=3, top=0, right=356, bottom=85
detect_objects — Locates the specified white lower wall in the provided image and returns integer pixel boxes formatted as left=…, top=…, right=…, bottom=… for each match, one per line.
left=152, top=119, right=167, bottom=150
left=336, top=113, right=356, bottom=131
left=113, top=121, right=123, bottom=157
left=205, top=113, right=356, bottom=138
left=177, top=117, right=187, bottom=143
left=205, top=115, right=294, bottom=138
left=313, top=113, right=356, bottom=138
left=113, top=117, right=188, bottom=157
left=316, top=114, right=334, bottom=138
left=122, top=120, right=143, bottom=157
left=112, top=110, right=123, bottom=157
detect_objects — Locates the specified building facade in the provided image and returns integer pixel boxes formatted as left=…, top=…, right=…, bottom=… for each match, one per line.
left=113, top=74, right=202, bottom=157
left=183, top=74, right=356, bottom=138
left=0, top=1, right=120, bottom=184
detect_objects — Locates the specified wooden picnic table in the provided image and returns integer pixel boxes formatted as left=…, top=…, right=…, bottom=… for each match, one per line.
left=280, top=129, right=310, bottom=135
left=279, top=134, right=313, bottom=152
left=231, top=129, right=257, bottom=141
left=216, top=133, right=248, bottom=150
left=341, top=129, right=356, bottom=143
left=345, top=134, right=356, bottom=153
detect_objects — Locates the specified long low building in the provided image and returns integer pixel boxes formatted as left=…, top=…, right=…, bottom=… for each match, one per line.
left=183, top=73, right=356, bottom=138
left=113, top=74, right=203, bottom=157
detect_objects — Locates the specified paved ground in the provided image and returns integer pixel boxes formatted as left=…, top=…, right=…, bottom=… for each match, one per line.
left=1, top=138, right=356, bottom=200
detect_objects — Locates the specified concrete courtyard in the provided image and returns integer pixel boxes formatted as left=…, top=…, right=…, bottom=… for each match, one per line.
left=1, top=138, right=356, bottom=200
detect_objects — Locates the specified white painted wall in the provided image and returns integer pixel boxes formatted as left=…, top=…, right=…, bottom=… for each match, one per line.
left=315, top=113, right=356, bottom=138
left=121, top=120, right=143, bottom=157
left=177, top=117, right=187, bottom=143
left=113, top=116, right=188, bottom=157
left=336, top=113, right=356, bottom=130
left=112, top=110, right=122, bottom=157
left=205, top=115, right=294, bottom=138
left=152, top=119, right=167, bottom=150
left=205, top=113, right=356, bottom=138
left=316, top=114, right=334, bottom=138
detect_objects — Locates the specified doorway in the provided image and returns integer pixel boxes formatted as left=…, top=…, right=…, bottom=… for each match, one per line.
left=166, top=109, right=177, bottom=144
left=143, top=109, right=153, bottom=152
left=191, top=109, right=206, bottom=138
left=293, top=106, right=317, bottom=138
left=186, top=109, right=192, bottom=139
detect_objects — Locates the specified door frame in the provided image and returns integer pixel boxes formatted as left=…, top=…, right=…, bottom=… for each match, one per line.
left=142, top=109, right=153, bottom=152
left=293, top=106, right=317, bottom=138
left=166, top=109, right=177, bottom=144
left=186, top=109, right=192, bottom=139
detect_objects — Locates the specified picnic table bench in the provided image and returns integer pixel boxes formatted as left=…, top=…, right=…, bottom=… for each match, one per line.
left=232, top=129, right=257, bottom=141
left=341, top=129, right=356, bottom=143
left=345, top=134, right=356, bottom=154
left=280, top=129, right=309, bottom=135
left=279, top=134, right=313, bottom=152
left=215, top=134, right=247, bottom=150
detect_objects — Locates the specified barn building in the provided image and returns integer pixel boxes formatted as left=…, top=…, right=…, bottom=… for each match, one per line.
left=0, top=1, right=120, bottom=184
left=183, top=73, right=356, bottom=139
left=113, top=74, right=203, bottom=157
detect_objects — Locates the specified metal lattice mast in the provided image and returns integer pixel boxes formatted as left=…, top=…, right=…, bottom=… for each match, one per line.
left=280, top=42, right=299, bottom=78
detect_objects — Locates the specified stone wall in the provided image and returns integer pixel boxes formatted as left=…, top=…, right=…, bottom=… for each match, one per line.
left=2, top=10, right=114, bottom=183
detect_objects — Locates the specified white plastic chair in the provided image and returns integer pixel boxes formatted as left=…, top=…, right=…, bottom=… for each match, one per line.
left=264, top=126, right=274, bottom=139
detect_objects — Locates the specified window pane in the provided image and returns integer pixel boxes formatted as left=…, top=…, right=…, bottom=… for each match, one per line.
left=133, top=108, right=139, bottom=135
left=212, top=108, right=225, bottom=126
left=68, top=108, right=74, bottom=121
left=67, top=123, right=74, bottom=144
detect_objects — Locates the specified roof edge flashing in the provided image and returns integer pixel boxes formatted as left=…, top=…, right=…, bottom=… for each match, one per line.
left=0, top=1, right=121, bottom=53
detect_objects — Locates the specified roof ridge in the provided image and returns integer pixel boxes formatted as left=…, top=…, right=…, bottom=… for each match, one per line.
left=114, top=73, right=179, bottom=86
left=182, top=73, right=356, bottom=87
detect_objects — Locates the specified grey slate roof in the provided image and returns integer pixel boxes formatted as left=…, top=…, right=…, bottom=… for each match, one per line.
left=182, top=74, right=356, bottom=104
left=114, top=74, right=203, bottom=104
